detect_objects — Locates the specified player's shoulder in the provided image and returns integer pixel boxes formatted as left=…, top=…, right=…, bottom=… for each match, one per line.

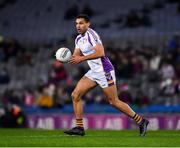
left=87, top=28, right=99, bottom=40
left=87, top=28, right=99, bottom=35
left=75, top=34, right=81, bottom=44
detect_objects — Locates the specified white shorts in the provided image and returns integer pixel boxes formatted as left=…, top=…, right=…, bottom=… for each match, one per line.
left=85, top=70, right=116, bottom=88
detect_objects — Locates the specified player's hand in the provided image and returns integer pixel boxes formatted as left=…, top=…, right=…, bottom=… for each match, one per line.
left=69, top=55, right=84, bottom=64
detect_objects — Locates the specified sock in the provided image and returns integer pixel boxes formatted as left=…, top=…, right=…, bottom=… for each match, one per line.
left=76, top=118, right=84, bottom=128
left=132, top=113, right=143, bottom=125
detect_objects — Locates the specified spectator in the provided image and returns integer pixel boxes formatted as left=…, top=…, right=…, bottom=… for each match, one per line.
left=118, top=83, right=133, bottom=104
left=116, top=52, right=133, bottom=79
left=23, top=89, right=35, bottom=107
left=64, top=3, right=79, bottom=20
left=131, top=56, right=143, bottom=76
left=140, top=11, right=152, bottom=27
left=48, top=61, right=68, bottom=84
left=81, top=3, right=94, bottom=18
left=160, top=62, right=176, bottom=80
left=0, top=104, right=27, bottom=128
left=16, top=50, right=33, bottom=66
left=124, top=10, right=141, bottom=28
left=165, top=35, right=179, bottom=54
left=149, top=51, right=161, bottom=71
left=134, top=90, right=150, bottom=107
left=54, top=85, right=71, bottom=107
left=36, top=86, right=54, bottom=109
left=2, top=89, right=21, bottom=105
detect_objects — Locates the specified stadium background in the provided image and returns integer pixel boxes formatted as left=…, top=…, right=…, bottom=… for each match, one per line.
left=0, top=0, right=180, bottom=131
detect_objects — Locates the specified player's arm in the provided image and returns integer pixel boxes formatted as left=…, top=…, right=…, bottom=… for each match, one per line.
left=70, top=44, right=105, bottom=64
left=72, top=48, right=81, bottom=56
left=82, top=44, right=105, bottom=61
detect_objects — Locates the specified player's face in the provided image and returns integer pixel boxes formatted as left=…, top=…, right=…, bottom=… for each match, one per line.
left=75, top=18, right=90, bottom=34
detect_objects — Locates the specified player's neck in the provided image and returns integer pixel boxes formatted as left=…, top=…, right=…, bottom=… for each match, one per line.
left=80, top=29, right=88, bottom=36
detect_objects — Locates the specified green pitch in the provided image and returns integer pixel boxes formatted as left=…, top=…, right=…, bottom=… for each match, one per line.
left=0, top=129, right=179, bottom=147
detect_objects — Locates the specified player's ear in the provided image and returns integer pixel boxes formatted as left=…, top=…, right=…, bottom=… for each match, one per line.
left=87, top=22, right=90, bottom=27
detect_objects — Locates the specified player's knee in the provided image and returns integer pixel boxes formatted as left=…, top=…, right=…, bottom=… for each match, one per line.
left=108, top=98, right=118, bottom=106
left=71, top=91, right=81, bottom=102
left=108, top=99, right=113, bottom=105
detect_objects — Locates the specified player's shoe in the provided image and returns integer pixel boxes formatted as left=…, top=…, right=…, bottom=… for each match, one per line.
left=139, top=119, right=149, bottom=136
left=64, top=127, right=85, bottom=136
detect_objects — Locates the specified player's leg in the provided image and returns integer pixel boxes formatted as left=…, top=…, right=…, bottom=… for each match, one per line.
left=102, top=85, right=149, bottom=136
left=64, top=76, right=97, bottom=136
left=71, top=76, right=97, bottom=122
left=103, top=85, right=135, bottom=117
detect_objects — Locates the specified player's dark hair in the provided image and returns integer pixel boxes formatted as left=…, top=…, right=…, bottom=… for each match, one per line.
left=76, top=14, right=90, bottom=22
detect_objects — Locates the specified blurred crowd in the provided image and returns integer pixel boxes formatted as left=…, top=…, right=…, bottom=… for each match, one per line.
left=106, top=35, right=180, bottom=106
left=0, top=34, right=180, bottom=111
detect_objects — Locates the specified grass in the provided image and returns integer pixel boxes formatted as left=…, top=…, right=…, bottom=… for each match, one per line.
left=0, top=129, right=179, bottom=147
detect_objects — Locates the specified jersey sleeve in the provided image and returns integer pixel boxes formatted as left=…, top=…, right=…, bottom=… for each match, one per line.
left=75, top=36, right=81, bottom=49
left=75, top=42, right=79, bottom=49
left=87, top=31, right=102, bottom=47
